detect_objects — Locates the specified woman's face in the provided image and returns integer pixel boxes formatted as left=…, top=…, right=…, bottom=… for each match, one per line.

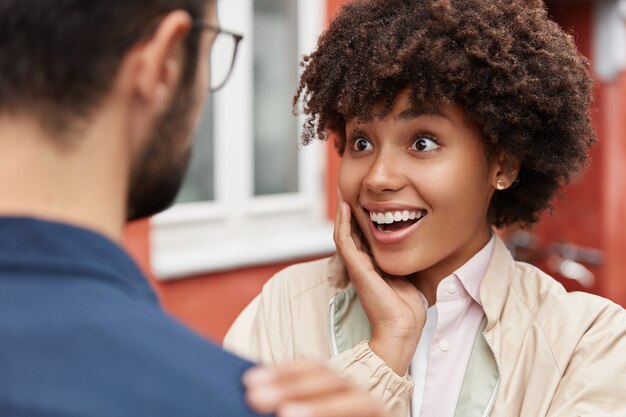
left=339, top=91, right=502, bottom=280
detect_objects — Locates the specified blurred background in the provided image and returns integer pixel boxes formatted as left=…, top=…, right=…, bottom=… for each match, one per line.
left=124, top=0, right=626, bottom=343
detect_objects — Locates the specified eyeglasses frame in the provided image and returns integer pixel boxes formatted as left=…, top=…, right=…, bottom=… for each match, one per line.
left=193, top=20, right=244, bottom=92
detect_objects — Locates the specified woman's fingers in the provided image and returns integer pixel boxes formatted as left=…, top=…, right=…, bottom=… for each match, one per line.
left=335, top=191, right=365, bottom=256
left=334, top=201, right=372, bottom=272
left=332, top=192, right=343, bottom=244
left=243, top=363, right=387, bottom=417
left=387, top=278, right=427, bottom=328
left=334, top=201, right=398, bottom=302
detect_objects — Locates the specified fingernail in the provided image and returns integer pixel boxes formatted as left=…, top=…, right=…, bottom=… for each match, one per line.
left=247, top=386, right=282, bottom=411
left=243, top=367, right=276, bottom=386
left=279, top=403, right=312, bottom=417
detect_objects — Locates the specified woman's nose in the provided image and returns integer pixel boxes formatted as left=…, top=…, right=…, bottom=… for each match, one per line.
left=363, top=152, right=404, bottom=193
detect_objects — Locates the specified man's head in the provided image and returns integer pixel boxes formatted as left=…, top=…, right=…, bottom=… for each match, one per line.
left=0, top=0, right=216, bottom=221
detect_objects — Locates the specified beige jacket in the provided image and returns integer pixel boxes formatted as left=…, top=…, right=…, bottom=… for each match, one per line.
left=224, top=237, right=626, bottom=417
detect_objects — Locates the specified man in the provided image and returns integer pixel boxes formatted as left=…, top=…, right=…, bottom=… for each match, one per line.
left=0, top=1, right=388, bottom=416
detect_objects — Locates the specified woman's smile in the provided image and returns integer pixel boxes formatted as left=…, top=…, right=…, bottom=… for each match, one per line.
left=360, top=204, right=428, bottom=245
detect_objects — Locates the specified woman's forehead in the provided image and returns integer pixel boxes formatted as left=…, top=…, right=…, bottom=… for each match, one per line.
left=345, top=90, right=454, bottom=125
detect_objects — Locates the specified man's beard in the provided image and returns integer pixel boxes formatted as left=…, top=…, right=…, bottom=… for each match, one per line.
left=126, top=81, right=198, bottom=221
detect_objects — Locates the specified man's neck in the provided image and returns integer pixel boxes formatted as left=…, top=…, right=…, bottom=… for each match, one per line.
left=0, top=116, right=130, bottom=242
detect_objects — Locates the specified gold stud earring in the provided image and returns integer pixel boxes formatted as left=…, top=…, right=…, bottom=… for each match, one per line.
left=496, top=179, right=507, bottom=190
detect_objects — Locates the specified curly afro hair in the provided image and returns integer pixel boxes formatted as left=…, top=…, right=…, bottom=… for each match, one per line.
left=294, top=0, right=595, bottom=228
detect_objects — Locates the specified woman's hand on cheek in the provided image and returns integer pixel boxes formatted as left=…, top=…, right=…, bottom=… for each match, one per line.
left=334, top=194, right=426, bottom=376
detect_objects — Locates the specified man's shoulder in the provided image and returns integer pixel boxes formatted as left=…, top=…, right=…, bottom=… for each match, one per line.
left=0, top=274, right=260, bottom=417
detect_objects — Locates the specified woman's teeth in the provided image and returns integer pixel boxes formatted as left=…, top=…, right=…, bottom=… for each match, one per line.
left=369, top=210, right=425, bottom=225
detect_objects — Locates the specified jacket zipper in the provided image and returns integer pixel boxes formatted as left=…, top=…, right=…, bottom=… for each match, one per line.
left=481, top=331, right=502, bottom=417
left=328, top=297, right=339, bottom=357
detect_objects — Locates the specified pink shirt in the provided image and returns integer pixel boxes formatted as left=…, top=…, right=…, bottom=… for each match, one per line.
left=410, top=236, right=495, bottom=417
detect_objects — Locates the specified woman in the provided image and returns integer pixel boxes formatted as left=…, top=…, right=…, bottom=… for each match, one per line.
left=225, top=0, right=626, bottom=416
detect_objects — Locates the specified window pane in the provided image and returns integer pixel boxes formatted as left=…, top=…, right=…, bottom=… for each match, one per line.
left=253, top=0, right=299, bottom=196
left=176, top=97, right=215, bottom=203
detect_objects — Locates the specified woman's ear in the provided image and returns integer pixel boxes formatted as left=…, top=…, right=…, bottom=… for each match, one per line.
left=492, top=150, right=521, bottom=191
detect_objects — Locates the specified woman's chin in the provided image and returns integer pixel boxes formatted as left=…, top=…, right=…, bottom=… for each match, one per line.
left=374, top=259, right=419, bottom=277
left=369, top=244, right=431, bottom=277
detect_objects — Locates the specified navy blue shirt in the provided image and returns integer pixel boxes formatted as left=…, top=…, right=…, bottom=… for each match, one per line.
left=0, top=217, right=265, bottom=417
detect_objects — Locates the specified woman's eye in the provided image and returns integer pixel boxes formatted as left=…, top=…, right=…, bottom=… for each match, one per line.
left=412, top=137, right=440, bottom=152
left=352, top=137, right=373, bottom=152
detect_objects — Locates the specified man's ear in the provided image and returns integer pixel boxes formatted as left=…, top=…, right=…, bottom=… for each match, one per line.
left=121, top=10, right=194, bottom=116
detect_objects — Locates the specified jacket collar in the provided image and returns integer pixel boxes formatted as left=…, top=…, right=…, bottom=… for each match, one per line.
left=451, top=235, right=495, bottom=306
left=479, top=236, right=516, bottom=332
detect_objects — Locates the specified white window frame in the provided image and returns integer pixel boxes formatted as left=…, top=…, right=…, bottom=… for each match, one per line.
left=150, top=0, right=333, bottom=280
left=593, top=0, right=626, bottom=81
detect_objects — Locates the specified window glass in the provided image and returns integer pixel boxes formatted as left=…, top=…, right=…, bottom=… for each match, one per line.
left=253, top=0, right=299, bottom=196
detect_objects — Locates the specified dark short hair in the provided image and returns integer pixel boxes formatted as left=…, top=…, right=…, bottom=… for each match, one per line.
left=0, top=0, right=209, bottom=137
left=295, top=0, right=595, bottom=228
